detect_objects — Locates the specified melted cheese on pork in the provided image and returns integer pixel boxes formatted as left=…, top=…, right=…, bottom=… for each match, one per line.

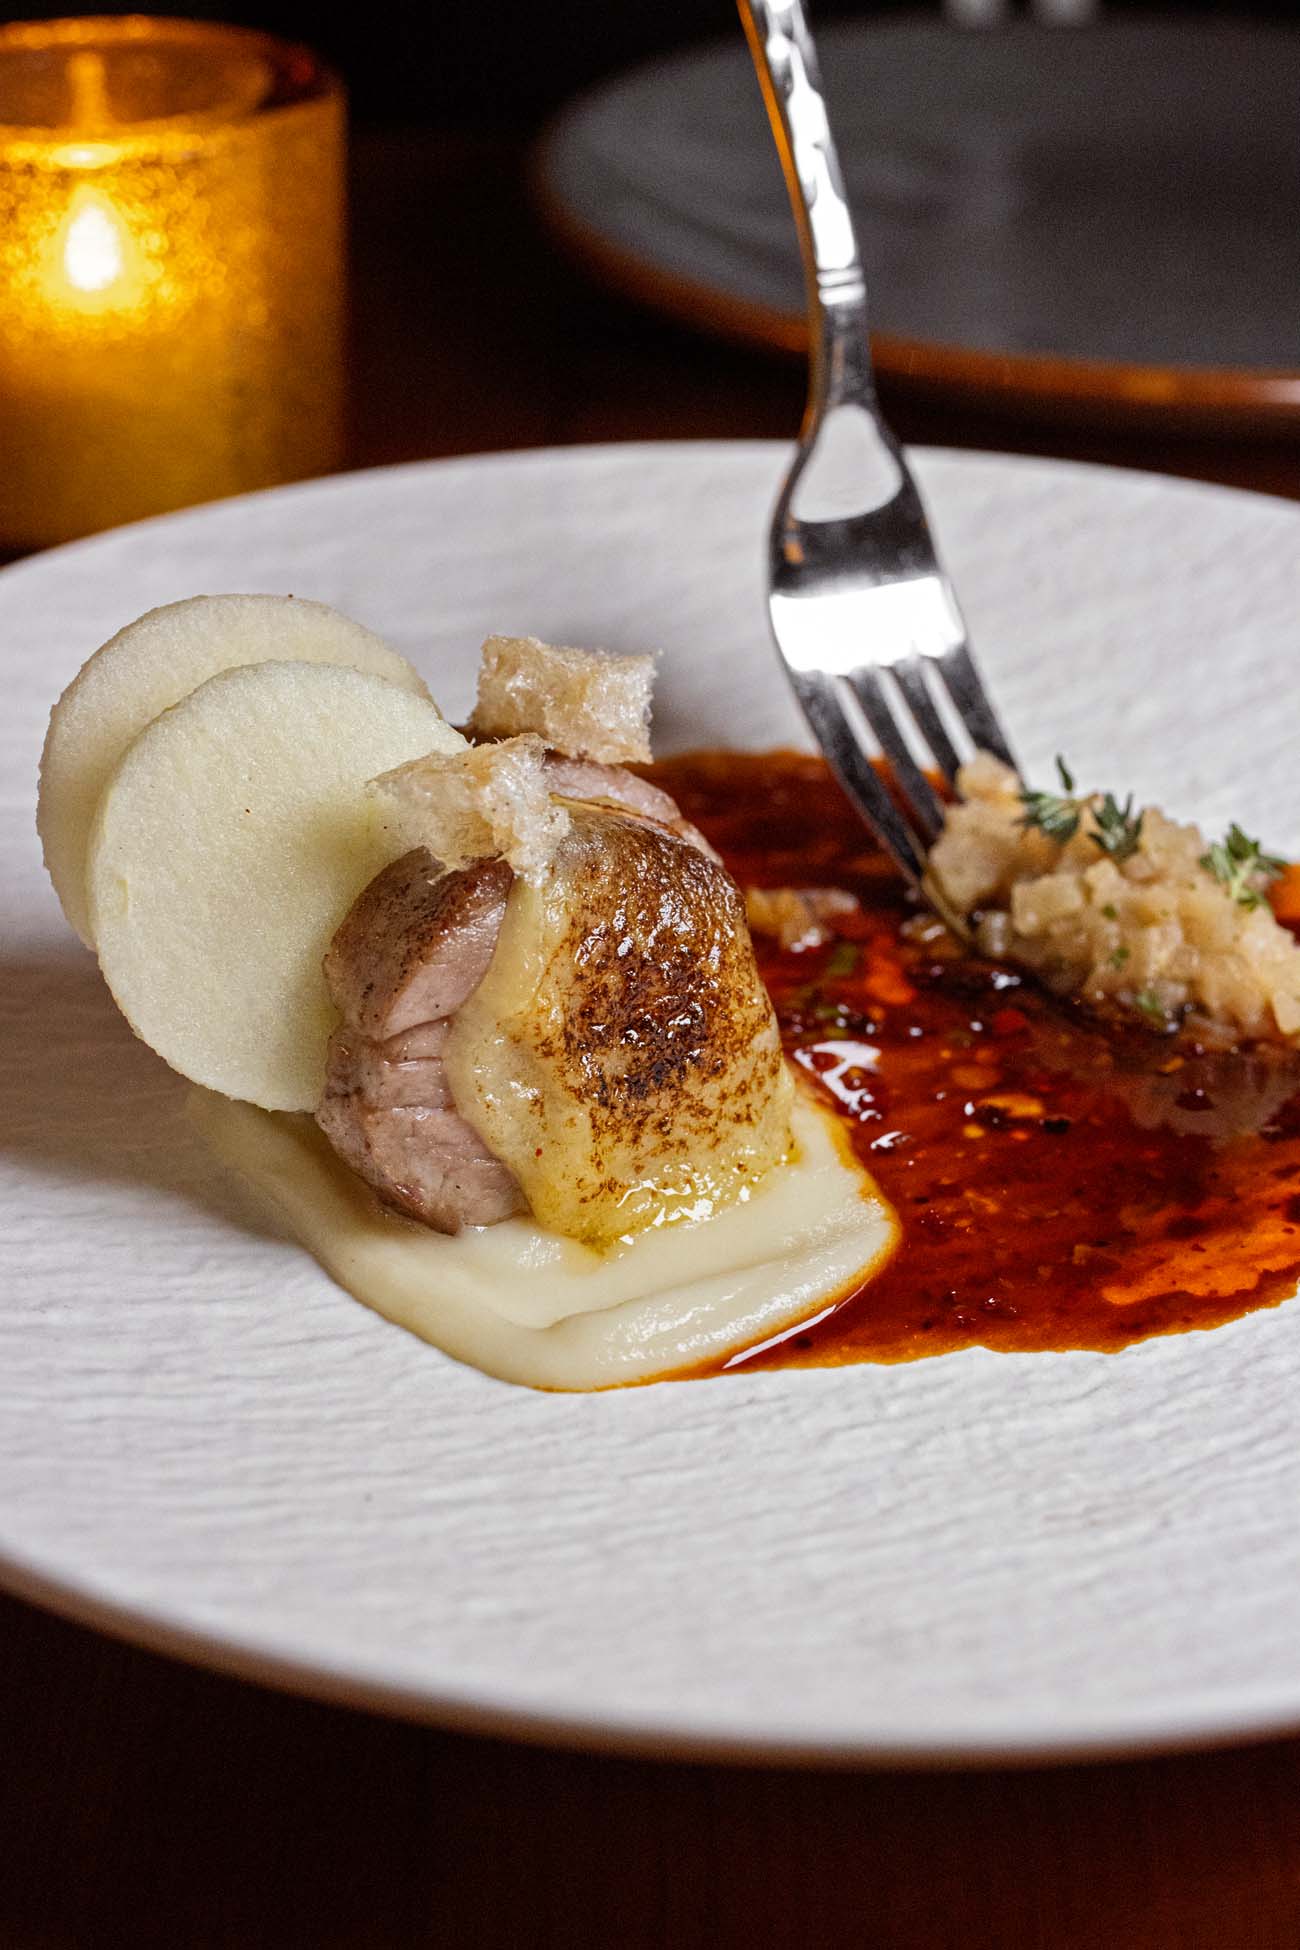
left=444, top=807, right=795, bottom=1249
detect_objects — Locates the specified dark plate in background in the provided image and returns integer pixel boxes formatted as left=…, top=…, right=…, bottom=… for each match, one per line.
left=535, top=18, right=1300, bottom=433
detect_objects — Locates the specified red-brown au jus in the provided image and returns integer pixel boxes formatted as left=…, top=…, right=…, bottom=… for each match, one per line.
left=646, top=750, right=1300, bottom=1375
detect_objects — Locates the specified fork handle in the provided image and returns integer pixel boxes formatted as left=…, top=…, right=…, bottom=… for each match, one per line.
left=737, top=0, right=877, bottom=415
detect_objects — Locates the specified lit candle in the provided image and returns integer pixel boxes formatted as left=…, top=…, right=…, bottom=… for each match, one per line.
left=0, top=18, right=344, bottom=548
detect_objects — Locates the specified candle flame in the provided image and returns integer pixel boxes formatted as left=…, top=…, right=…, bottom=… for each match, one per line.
left=62, top=197, right=124, bottom=294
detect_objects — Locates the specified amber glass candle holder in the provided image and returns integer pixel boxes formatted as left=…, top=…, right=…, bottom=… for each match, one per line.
left=0, top=17, right=344, bottom=549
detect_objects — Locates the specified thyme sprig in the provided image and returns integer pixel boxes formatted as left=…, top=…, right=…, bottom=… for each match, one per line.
left=1199, top=823, right=1285, bottom=911
left=1091, top=792, right=1144, bottom=864
left=1018, top=756, right=1081, bottom=843
left=1019, top=758, right=1143, bottom=862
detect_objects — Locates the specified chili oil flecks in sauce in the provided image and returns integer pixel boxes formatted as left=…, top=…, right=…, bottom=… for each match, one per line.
left=646, top=750, right=1300, bottom=1374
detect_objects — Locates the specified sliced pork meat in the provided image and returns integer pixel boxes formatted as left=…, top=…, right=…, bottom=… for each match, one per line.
left=323, top=847, right=512, bottom=1042
left=317, top=757, right=732, bottom=1233
left=317, top=852, right=523, bottom=1230
left=540, top=754, right=719, bottom=859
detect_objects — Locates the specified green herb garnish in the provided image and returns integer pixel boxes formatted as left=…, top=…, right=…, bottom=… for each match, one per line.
left=1101, top=902, right=1118, bottom=920
left=1020, top=760, right=1143, bottom=862
left=1090, top=792, right=1144, bottom=864
left=1133, top=988, right=1167, bottom=1026
left=1019, top=756, right=1081, bottom=843
left=823, top=941, right=861, bottom=980
left=1109, top=945, right=1130, bottom=970
left=1199, top=823, right=1286, bottom=911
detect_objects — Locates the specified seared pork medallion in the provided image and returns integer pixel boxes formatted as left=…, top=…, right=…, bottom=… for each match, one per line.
left=321, top=732, right=791, bottom=1243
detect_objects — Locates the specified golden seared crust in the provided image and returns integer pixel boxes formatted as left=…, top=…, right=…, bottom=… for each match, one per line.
left=444, top=807, right=794, bottom=1248
left=540, top=816, right=772, bottom=1149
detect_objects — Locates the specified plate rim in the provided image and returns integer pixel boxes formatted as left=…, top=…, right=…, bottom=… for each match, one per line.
left=9, top=1534, right=1300, bottom=1771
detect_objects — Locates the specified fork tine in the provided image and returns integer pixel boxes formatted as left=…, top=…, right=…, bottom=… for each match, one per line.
left=893, top=655, right=962, bottom=785
left=790, top=670, right=927, bottom=885
left=844, top=666, right=947, bottom=842
left=939, top=641, right=1018, bottom=772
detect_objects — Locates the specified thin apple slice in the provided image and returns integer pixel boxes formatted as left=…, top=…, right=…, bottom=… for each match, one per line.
left=88, top=659, right=464, bottom=1112
left=39, top=593, right=433, bottom=946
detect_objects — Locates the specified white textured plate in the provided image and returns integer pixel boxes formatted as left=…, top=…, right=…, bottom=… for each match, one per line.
left=5, top=444, right=1300, bottom=1765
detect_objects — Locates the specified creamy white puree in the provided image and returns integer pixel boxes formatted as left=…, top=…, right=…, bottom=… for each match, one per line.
left=191, top=1084, right=898, bottom=1390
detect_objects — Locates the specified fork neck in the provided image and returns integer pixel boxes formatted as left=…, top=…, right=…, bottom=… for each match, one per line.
left=737, top=0, right=876, bottom=415
left=807, top=280, right=876, bottom=423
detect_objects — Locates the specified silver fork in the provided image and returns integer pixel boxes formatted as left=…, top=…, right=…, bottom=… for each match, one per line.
left=738, top=0, right=1018, bottom=914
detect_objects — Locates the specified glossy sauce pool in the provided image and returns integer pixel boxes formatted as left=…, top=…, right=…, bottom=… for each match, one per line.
left=647, top=750, right=1300, bottom=1374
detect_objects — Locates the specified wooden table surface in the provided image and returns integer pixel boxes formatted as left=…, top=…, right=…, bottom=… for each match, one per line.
left=6, top=130, right=1300, bottom=1950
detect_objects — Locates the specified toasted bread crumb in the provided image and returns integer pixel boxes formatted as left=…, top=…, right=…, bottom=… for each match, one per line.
left=469, top=634, right=654, bottom=764
left=371, top=733, right=569, bottom=882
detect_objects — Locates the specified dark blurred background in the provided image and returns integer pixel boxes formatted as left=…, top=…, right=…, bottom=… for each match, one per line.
left=12, top=0, right=1300, bottom=124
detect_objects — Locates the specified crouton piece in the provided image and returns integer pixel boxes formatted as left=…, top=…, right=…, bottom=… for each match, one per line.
left=469, top=634, right=654, bottom=764
left=372, top=733, right=569, bottom=882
